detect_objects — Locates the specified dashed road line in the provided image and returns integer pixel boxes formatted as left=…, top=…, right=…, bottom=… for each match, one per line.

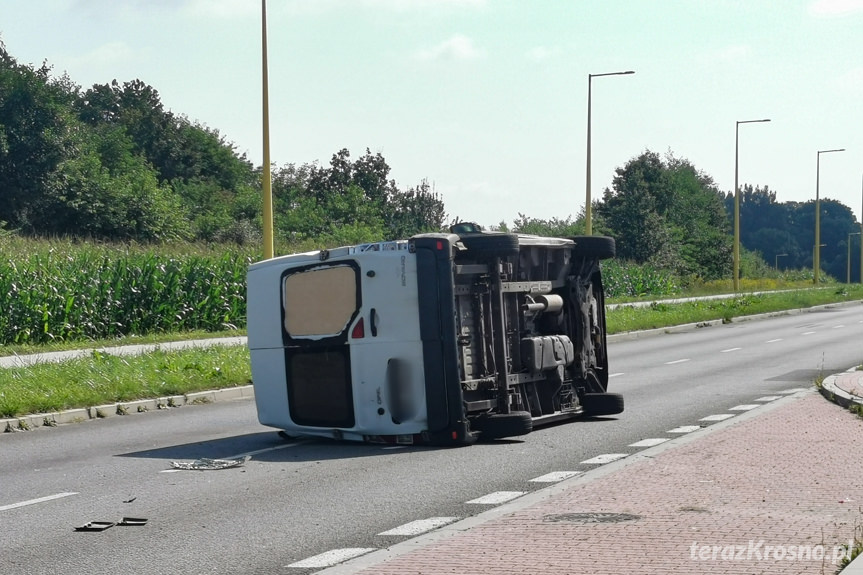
left=0, top=492, right=78, bottom=512
left=466, top=491, right=525, bottom=505
left=766, top=338, right=783, bottom=343
left=700, top=414, right=735, bottom=422
left=629, top=438, right=669, bottom=448
left=729, top=404, right=761, bottom=411
left=609, top=373, right=624, bottom=378
left=755, top=396, right=782, bottom=402
left=802, top=331, right=816, bottom=335
left=667, top=425, right=702, bottom=434
left=720, top=347, right=742, bottom=353
left=581, top=453, right=628, bottom=465
left=378, top=517, right=458, bottom=536
left=287, top=548, right=377, bottom=569
left=530, top=471, right=583, bottom=483
left=665, top=359, right=690, bottom=365
left=833, top=325, right=845, bottom=329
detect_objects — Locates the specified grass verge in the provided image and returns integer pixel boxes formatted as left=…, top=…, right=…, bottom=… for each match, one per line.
left=606, top=286, right=863, bottom=334
left=0, top=346, right=250, bottom=418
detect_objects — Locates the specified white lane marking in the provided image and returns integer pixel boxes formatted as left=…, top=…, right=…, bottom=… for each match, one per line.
left=665, top=359, right=690, bottom=365
left=287, top=548, right=376, bottom=569
left=629, top=438, right=669, bottom=448
left=609, top=373, right=624, bottom=378
left=0, top=492, right=78, bottom=512
left=529, top=471, right=583, bottom=483
left=766, top=338, right=783, bottom=343
left=729, top=404, right=760, bottom=411
left=720, top=347, right=742, bottom=353
left=834, top=325, right=845, bottom=329
left=466, top=491, right=525, bottom=505
left=580, top=453, right=628, bottom=465
left=378, top=517, right=458, bottom=536
left=667, top=425, right=702, bottom=434
left=777, top=387, right=810, bottom=394
left=160, top=469, right=182, bottom=474
left=755, top=396, right=782, bottom=402
left=802, top=331, right=816, bottom=335
left=700, top=414, right=735, bottom=422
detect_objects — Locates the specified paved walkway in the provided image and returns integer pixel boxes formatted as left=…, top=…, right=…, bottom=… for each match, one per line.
left=325, top=383, right=863, bottom=575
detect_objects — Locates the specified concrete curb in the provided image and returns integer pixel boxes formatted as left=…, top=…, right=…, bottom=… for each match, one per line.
left=1, top=385, right=254, bottom=434
left=819, top=368, right=863, bottom=410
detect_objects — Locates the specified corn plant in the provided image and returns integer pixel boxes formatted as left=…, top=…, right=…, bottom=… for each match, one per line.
left=0, top=238, right=254, bottom=345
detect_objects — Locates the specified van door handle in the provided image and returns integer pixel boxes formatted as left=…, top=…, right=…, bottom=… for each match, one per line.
left=370, top=308, right=378, bottom=337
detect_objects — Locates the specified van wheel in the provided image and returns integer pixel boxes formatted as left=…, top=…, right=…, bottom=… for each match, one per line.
left=570, top=236, right=615, bottom=259
left=459, top=233, right=520, bottom=258
left=472, top=411, right=533, bottom=439
left=581, top=393, right=624, bottom=416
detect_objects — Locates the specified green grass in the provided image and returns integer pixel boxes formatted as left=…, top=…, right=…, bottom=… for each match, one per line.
left=0, top=346, right=251, bottom=418
left=606, top=285, right=863, bottom=334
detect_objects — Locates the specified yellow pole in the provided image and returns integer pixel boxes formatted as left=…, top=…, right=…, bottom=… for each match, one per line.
left=261, top=0, right=274, bottom=260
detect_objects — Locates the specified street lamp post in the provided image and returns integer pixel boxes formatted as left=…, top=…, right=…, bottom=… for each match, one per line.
left=261, top=0, right=274, bottom=260
left=848, top=232, right=861, bottom=284
left=775, top=253, right=787, bottom=270
left=814, top=148, right=844, bottom=283
left=585, top=70, right=634, bottom=235
left=733, top=119, right=770, bottom=292
left=860, top=173, right=863, bottom=283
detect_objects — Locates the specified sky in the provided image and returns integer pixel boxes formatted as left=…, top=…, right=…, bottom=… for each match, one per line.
left=2, top=0, right=863, bottom=228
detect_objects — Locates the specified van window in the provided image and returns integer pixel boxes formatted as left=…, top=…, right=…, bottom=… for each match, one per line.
left=283, top=265, right=358, bottom=338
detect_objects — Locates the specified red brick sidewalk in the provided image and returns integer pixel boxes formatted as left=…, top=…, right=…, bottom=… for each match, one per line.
left=348, top=393, right=863, bottom=575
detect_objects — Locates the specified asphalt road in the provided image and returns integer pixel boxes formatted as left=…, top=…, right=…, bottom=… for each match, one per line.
left=1, top=304, right=861, bottom=575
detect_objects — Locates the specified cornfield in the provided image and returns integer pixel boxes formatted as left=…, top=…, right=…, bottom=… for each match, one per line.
left=602, top=259, right=679, bottom=299
left=0, top=238, right=253, bottom=345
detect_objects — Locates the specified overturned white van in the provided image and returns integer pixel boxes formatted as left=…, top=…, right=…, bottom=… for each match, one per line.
left=247, top=225, right=622, bottom=446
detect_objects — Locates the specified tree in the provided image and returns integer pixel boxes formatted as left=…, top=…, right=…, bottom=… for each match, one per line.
left=596, top=150, right=732, bottom=280
left=0, top=43, right=78, bottom=230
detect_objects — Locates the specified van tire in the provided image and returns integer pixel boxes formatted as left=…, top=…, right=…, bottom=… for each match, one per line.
left=581, top=392, right=624, bottom=416
left=459, top=233, right=520, bottom=258
left=570, top=236, right=615, bottom=260
left=472, top=411, right=533, bottom=439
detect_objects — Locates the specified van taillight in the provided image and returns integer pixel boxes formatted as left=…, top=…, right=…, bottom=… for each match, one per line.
left=351, top=318, right=365, bottom=339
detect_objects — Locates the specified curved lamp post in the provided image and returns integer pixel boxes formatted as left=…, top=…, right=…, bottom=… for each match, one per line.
left=733, top=119, right=770, bottom=291
left=814, top=149, right=845, bottom=283
left=585, top=70, right=634, bottom=235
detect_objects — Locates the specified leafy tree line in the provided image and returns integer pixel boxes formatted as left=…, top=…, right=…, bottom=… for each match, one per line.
left=0, top=41, right=444, bottom=243
left=504, top=149, right=861, bottom=284
left=723, top=186, right=860, bottom=282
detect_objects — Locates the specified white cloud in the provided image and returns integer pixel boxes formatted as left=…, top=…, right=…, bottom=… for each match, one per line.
left=836, top=66, right=863, bottom=93
left=415, top=35, right=485, bottom=62
left=714, top=44, right=750, bottom=63
left=361, top=0, right=486, bottom=9
left=69, top=41, right=136, bottom=69
left=809, top=0, right=863, bottom=15
left=526, top=46, right=562, bottom=62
